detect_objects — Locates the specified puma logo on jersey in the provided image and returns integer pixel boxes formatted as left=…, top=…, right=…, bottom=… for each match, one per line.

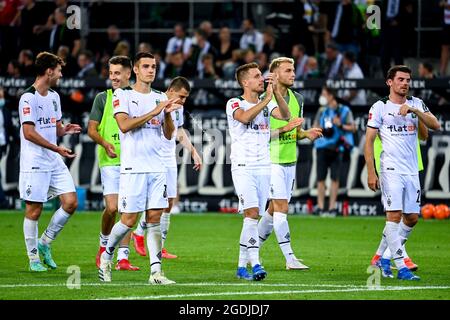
left=132, top=100, right=138, bottom=106
left=387, top=112, right=395, bottom=117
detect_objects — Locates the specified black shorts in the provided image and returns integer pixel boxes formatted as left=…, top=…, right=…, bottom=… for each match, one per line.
left=442, top=25, right=450, bottom=45
left=316, top=148, right=343, bottom=181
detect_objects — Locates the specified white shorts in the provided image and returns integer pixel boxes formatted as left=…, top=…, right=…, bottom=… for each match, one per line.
left=269, top=163, right=296, bottom=202
left=100, top=166, right=120, bottom=196
left=19, top=167, right=76, bottom=203
left=379, top=172, right=421, bottom=214
left=231, top=167, right=271, bottom=215
left=118, top=172, right=168, bottom=213
left=166, top=166, right=178, bottom=199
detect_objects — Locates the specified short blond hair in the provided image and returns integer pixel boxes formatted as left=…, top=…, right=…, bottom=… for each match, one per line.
left=269, top=57, right=294, bottom=72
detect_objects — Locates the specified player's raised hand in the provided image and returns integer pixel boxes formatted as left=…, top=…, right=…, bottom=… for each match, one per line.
left=367, top=171, right=379, bottom=192
left=63, top=123, right=82, bottom=135
left=285, top=118, right=304, bottom=131
left=57, top=145, right=76, bottom=158
left=165, top=103, right=183, bottom=113
left=305, top=127, right=323, bottom=141
left=269, top=73, right=279, bottom=93
left=264, top=77, right=274, bottom=101
left=192, top=150, right=202, bottom=171
left=156, top=98, right=178, bottom=114
left=103, top=142, right=117, bottom=158
left=399, top=104, right=412, bottom=116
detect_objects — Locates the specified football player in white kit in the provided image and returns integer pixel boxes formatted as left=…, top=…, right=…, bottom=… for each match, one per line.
left=98, top=52, right=181, bottom=284
left=257, top=57, right=322, bottom=271
left=88, top=56, right=139, bottom=271
left=227, top=62, right=291, bottom=281
left=364, top=65, right=440, bottom=280
left=132, top=76, right=202, bottom=259
left=19, top=52, right=81, bottom=272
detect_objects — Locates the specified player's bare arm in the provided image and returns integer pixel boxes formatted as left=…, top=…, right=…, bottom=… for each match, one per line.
left=56, top=121, right=81, bottom=137
left=364, top=127, right=379, bottom=192
left=270, top=75, right=291, bottom=120
left=398, top=104, right=441, bottom=131
left=87, top=120, right=117, bottom=158
left=270, top=117, right=304, bottom=140
left=177, top=128, right=202, bottom=171
left=298, top=127, right=323, bottom=141
left=162, top=111, right=176, bottom=140
left=418, top=119, right=429, bottom=141
left=233, top=91, right=273, bottom=124
left=115, top=98, right=179, bottom=133
left=23, top=123, right=76, bottom=158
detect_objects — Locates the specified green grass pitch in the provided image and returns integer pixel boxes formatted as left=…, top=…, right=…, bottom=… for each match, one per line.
left=0, top=211, right=449, bottom=300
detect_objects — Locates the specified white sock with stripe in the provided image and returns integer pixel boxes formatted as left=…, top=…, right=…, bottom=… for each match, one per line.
left=147, top=223, right=162, bottom=274
left=160, top=212, right=171, bottom=248
left=117, top=246, right=130, bottom=262
left=99, top=233, right=109, bottom=248
left=273, top=212, right=295, bottom=263
left=40, top=207, right=71, bottom=245
left=375, top=233, right=388, bottom=256
left=257, top=210, right=273, bottom=247
left=384, top=221, right=406, bottom=269
left=243, top=217, right=260, bottom=267
left=24, top=218, right=39, bottom=263
left=399, top=220, right=413, bottom=259
left=238, top=227, right=248, bottom=268
left=103, top=221, right=130, bottom=261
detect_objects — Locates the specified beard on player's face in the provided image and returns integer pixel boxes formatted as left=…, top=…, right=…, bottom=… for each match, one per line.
left=395, top=85, right=409, bottom=97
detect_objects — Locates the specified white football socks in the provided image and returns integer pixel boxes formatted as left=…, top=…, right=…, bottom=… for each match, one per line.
left=384, top=221, right=406, bottom=269
left=147, top=222, right=162, bottom=274
left=24, top=218, right=39, bottom=262
left=160, top=212, right=171, bottom=248
left=273, top=212, right=295, bottom=262
left=398, top=220, right=413, bottom=259
left=134, top=212, right=147, bottom=236
left=375, top=234, right=388, bottom=257
left=238, top=227, right=248, bottom=268
left=117, top=246, right=130, bottom=262
left=40, top=207, right=71, bottom=246
left=243, top=217, right=260, bottom=267
left=99, top=233, right=109, bottom=248
left=257, top=210, right=273, bottom=247
left=103, top=221, right=131, bottom=261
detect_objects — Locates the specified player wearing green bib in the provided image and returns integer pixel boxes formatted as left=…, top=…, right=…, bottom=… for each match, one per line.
left=88, top=56, right=139, bottom=271
left=256, top=57, right=322, bottom=270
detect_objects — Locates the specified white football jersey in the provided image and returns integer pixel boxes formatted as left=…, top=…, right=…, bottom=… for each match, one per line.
left=226, top=96, right=278, bottom=169
left=367, top=96, right=429, bottom=175
left=160, top=107, right=184, bottom=168
left=18, top=86, right=66, bottom=172
left=113, top=87, right=168, bottom=173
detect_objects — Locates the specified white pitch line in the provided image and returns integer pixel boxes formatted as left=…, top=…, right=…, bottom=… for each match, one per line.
left=0, top=282, right=380, bottom=289
left=98, top=286, right=450, bottom=300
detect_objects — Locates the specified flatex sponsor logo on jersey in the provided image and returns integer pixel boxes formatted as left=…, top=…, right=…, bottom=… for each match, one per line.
left=386, top=124, right=416, bottom=134
left=245, top=107, right=270, bottom=130
left=37, top=117, right=57, bottom=128
left=245, top=121, right=269, bottom=131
